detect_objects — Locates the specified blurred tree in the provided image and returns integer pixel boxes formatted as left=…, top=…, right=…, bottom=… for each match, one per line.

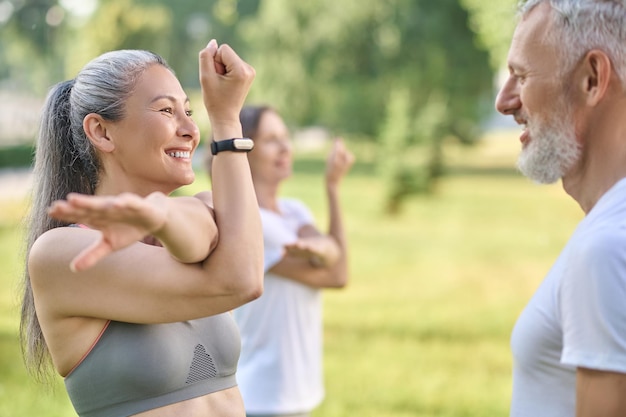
left=64, top=0, right=172, bottom=76
left=125, top=0, right=260, bottom=87
left=242, top=0, right=492, bottom=134
left=460, top=0, right=518, bottom=70
left=378, top=86, right=416, bottom=214
left=0, top=0, right=255, bottom=89
left=240, top=0, right=494, bottom=213
left=1, top=0, right=511, bottom=214
left=5, top=0, right=60, bottom=55
left=0, top=0, right=69, bottom=91
left=379, top=85, right=449, bottom=214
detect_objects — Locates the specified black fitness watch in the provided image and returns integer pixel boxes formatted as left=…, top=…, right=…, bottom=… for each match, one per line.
left=210, top=138, right=254, bottom=155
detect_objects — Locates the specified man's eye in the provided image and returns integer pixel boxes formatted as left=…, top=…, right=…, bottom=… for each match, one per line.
left=160, top=108, right=173, bottom=114
left=186, top=110, right=194, bottom=117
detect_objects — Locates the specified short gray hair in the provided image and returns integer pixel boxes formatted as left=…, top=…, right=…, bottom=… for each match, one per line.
left=519, top=0, right=626, bottom=87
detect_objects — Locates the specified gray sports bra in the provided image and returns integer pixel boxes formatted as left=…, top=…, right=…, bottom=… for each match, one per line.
left=64, top=314, right=241, bottom=417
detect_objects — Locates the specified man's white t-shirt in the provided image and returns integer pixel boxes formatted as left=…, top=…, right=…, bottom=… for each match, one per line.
left=233, top=198, right=324, bottom=414
left=510, top=178, right=626, bottom=416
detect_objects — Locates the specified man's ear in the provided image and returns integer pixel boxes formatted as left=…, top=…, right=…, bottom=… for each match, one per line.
left=83, top=113, right=115, bottom=153
left=578, top=49, right=612, bottom=107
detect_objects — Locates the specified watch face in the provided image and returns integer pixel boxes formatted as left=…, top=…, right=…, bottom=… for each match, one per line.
left=233, top=138, right=254, bottom=150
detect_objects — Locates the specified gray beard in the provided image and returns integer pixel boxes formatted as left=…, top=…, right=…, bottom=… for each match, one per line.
left=517, top=112, right=581, bottom=184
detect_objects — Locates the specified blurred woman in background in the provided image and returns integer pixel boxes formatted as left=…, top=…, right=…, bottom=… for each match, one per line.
left=208, top=105, right=354, bottom=417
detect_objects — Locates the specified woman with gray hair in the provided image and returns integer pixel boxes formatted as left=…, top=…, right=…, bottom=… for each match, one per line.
left=20, top=39, right=263, bottom=416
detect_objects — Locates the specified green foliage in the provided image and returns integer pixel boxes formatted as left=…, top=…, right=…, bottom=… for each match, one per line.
left=3, top=0, right=61, bottom=55
left=460, top=0, right=519, bottom=69
left=378, top=87, right=427, bottom=213
left=0, top=0, right=511, bottom=213
left=125, top=0, right=260, bottom=87
left=241, top=0, right=494, bottom=140
left=234, top=0, right=496, bottom=211
left=0, top=0, right=69, bottom=92
left=378, top=77, right=471, bottom=213
left=0, top=144, right=34, bottom=169
left=63, top=0, right=172, bottom=77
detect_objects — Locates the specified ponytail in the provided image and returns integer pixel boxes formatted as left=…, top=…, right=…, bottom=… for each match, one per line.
left=20, top=79, right=84, bottom=381
left=20, top=49, right=169, bottom=380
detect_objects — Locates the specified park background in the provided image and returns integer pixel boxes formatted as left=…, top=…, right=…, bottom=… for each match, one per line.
left=0, top=1, right=584, bottom=416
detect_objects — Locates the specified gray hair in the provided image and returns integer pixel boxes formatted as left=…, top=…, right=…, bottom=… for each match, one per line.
left=519, top=0, right=626, bottom=87
left=20, top=50, right=170, bottom=381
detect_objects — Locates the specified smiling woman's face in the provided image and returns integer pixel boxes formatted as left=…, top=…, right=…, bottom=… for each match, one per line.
left=101, top=64, right=200, bottom=193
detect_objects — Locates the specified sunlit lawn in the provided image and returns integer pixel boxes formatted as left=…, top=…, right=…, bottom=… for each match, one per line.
left=0, top=131, right=582, bottom=417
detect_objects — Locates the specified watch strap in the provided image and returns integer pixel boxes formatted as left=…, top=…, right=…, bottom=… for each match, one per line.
left=210, top=138, right=254, bottom=155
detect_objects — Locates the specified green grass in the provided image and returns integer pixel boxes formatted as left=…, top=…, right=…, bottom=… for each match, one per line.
left=0, top=131, right=582, bottom=416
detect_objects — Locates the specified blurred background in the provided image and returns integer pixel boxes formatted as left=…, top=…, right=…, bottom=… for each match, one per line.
left=0, top=1, right=583, bottom=416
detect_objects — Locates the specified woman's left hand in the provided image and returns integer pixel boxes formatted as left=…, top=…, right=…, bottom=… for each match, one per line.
left=47, top=192, right=168, bottom=271
left=284, top=236, right=340, bottom=268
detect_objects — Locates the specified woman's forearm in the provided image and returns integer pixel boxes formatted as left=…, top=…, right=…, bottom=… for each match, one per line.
left=202, top=151, right=264, bottom=294
left=325, top=184, right=349, bottom=286
left=152, top=195, right=218, bottom=263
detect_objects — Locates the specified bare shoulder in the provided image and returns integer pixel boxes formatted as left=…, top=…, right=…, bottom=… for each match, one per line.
left=28, top=227, right=97, bottom=285
left=194, top=191, right=214, bottom=207
left=29, top=227, right=70, bottom=266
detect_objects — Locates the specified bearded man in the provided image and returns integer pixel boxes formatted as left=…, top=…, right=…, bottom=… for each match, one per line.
left=495, top=1, right=626, bottom=416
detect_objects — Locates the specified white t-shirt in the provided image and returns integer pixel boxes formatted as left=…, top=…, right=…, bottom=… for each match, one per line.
left=233, top=198, right=325, bottom=414
left=510, top=178, right=626, bottom=416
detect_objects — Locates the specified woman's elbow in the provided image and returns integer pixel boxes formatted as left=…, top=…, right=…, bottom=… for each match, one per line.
left=233, top=265, right=264, bottom=302
left=326, top=271, right=348, bottom=289
left=242, top=273, right=264, bottom=301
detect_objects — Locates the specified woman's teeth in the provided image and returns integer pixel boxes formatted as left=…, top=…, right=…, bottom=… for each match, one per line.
left=168, top=151, right=190, bottom=158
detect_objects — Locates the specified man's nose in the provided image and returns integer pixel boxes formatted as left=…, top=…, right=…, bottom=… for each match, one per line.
left=495, top=76, right=521, bottom=116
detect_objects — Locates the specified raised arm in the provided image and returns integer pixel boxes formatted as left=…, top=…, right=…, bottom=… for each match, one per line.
left=270, top=138, right=354, bottom=288
left=31, top=40, right=263, bottom=324
left=196, top=39, right=264, bottom=302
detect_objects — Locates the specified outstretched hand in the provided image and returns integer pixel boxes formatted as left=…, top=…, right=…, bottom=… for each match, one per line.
left=326, top=138, right=355, bottom=187
left=47, top=192, right=168, bottom=272
left=284, top=236, right=339, bottom=268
